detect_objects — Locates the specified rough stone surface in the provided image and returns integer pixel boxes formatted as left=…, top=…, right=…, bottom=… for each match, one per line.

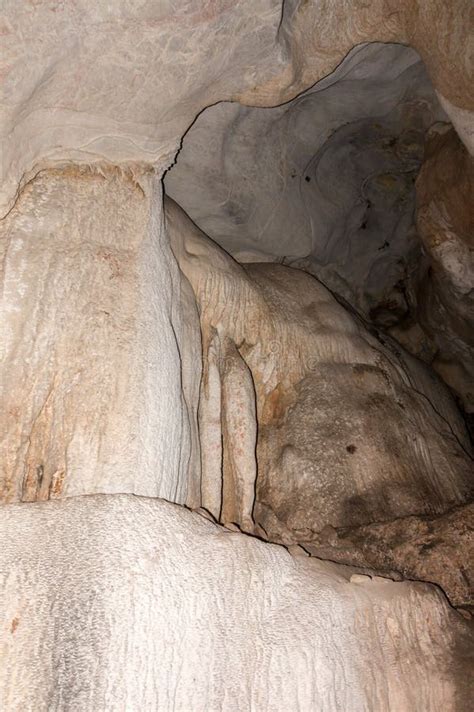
left=0, top=167, right=201, bottom=505
left=165, top=43, right=444, bottom=325
left=415, top=127, right=474, bottom=414
left=166, top=198, right=473, bottom=542
left=164, top=42, right=474, bottom=418
left=1, top=2, right=474, bottom=708
left=2, top=1, right=473, bottom=218
left=304, top=503, right=474, bottom=609
left=1, top=494, right=473, bottom=711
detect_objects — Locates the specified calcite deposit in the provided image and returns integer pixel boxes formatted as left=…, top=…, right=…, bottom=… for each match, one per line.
left=1, top=1, right=473, bottom=710
left=1, top=495, right=473, bottom=712
left=0, top=167, right=201, bottom=506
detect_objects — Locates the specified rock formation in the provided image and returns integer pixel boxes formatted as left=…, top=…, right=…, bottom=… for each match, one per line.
left=1, top=495, right=473, bottom=712
left=1, top=167, right=201, bottom=506
left=1, top=1, right=473, bottom=709
left=167, top=196, right=473, bottom=608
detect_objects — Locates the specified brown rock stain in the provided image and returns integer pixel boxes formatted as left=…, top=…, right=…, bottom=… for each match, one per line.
left=97, top=247, right=122, bottom=279
left=49, top=469, right=66, bottom=499
left=262, top=382, right=293, bottom=424
left=10, top=617, right=19, bottom=634
left=46, top=163, right=151, bottom=193
left=21, top=376, right=66, bottom=503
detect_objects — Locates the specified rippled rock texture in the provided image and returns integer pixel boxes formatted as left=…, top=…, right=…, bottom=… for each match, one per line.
left=1, top=494, right=473, bottom=712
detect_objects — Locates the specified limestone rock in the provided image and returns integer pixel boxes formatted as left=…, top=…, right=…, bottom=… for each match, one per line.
left=166, top=198, right=473, bottom=544
left=165, top=42, right=443, bottom=326
left=164, top=43, right=474, bottom=420
left=2, top=1, right=473, bottom=218
left=0, top=494, right=472, bottom=711
left=1, top=3, right=474, bottom=709
left=0, top=168, right=201, bottom=505
left=305, top=503, right=474, bottom=609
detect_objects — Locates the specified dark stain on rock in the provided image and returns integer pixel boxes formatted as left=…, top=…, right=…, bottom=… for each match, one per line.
left=36, top=464, right=44, bottom=488
left=420, top=538, right=443, bottom=553
left=10, top=617, right=19, bottom=634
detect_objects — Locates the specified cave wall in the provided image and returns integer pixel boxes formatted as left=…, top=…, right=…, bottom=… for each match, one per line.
left=167, top=197, right=473, bottom=605
left=165, top=198, right=472, bottom=524
left=1, top=1, right=473, bottom=710
left=416, top=128, right=474, bottom=414
left=165, top=42, right=474, bottom=420
left=0, top=167, right=201, bottom=505
left=2, top=0, right=473, bottom=222
left=165, top=43, right=443, bottom=316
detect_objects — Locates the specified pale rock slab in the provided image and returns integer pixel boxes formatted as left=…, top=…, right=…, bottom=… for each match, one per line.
left=0, top=494, right=472, bottom=711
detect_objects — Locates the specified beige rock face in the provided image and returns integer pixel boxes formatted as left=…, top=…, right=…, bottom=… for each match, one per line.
left=164, top=43, right=473, bottom=420
left=0, top=167, right=201, bottom=505
left=1, top=494, right=473, bottom=712
left=166, top=198, right=473, bottom=542
left=165, top=43, right=444, bottom=315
